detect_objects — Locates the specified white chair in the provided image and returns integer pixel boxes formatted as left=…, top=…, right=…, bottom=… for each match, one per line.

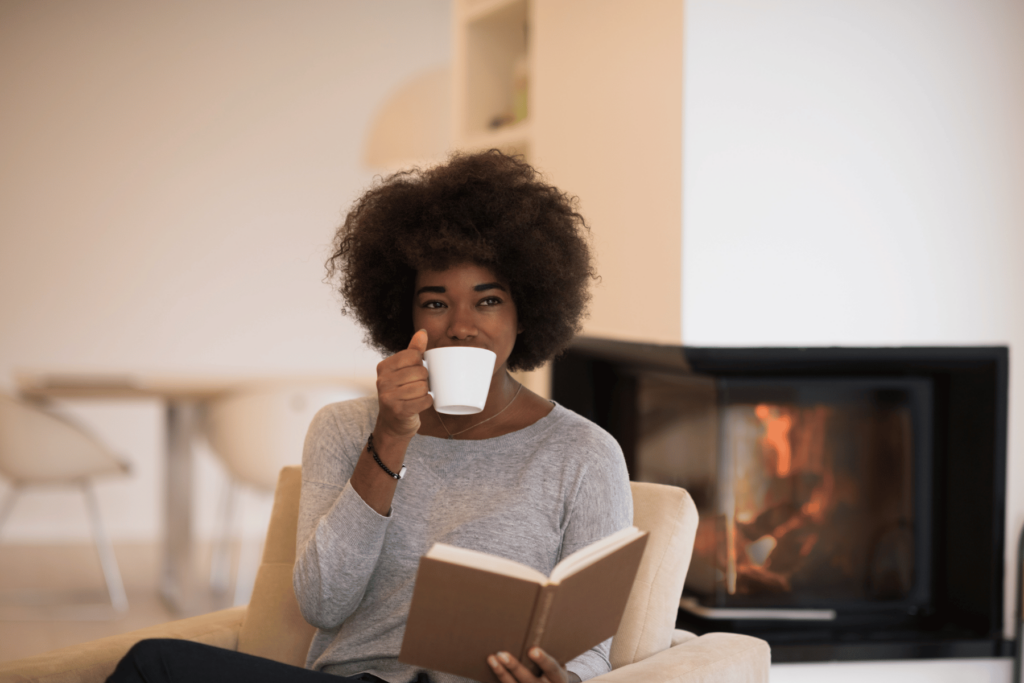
left=0, top=393, right=130, bottom=618
left=203, top=382, right=366, bottom=606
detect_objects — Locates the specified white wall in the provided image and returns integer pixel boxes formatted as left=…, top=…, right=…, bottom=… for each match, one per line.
left=683, top=0, right=1024, bottom=678
left=0, top=0, right=450, bottom=542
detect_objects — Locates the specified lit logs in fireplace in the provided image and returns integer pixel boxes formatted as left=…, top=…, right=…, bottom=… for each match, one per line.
left=636, top=374, right=920, bottom=608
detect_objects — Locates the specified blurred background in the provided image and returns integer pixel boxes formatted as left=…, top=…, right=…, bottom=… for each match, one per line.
left=1, top=1, right=1022, bottom=680
left=0, top=0, right=448, bottom=542
left=0, top=0, right=449, bottom=656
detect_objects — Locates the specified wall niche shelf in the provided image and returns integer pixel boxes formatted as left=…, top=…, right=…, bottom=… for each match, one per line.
left=455, top=0, right=530, bottom=156
left=461, top=120, right=531, bottom=157
left=451, top=0, right=684, bottom=394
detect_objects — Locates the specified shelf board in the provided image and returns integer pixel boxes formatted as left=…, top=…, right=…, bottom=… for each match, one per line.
left=464, top=0, right=525, bottom=24
left=459, top=120, right=531, bottom=153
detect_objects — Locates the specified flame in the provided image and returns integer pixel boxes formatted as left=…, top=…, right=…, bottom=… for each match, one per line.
left=755, top=404, right=793, bottom=476
left=801, top=468, right=834, bottom=524
left=771, top=514, right=804, bottom=540
left=791, top=405, right=829, bottom=473
left=798, top=532, right=819, bottom=557
left=714, top=403, right=845, bottom=596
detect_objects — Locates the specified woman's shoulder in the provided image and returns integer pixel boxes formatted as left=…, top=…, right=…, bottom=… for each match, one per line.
left=542, top=403, right=624, bottom=460
left=544, top=404, right=632, bottom=521
left=303, top=395, right=378, bottom=467
left=481, top=401, right=625, bottom=480
left=312, top=394, right=378, bottom=431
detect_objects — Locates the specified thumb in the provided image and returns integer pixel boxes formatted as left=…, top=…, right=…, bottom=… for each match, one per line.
left=408, top=328, right=428, bottom=355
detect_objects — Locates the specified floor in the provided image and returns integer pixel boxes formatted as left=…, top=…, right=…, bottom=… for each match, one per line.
left=0, top=541, right=235, bottom=663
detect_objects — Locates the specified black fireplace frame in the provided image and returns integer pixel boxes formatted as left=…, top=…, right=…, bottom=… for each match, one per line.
left=551, top=339, right=1011, bottom=662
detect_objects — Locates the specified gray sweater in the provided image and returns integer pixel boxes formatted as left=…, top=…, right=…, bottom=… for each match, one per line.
left=293, top=397, right=632, bottom=683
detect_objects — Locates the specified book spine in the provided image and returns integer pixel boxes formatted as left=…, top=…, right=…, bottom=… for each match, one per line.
left=521, top=586, right=557, bottom=675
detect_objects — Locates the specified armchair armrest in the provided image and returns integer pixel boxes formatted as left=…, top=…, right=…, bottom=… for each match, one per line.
left=671, top=628, right=698, bottom=648
left=588, top=633, right=770, bottom=683
left=0, top=606, right=246, bottom=683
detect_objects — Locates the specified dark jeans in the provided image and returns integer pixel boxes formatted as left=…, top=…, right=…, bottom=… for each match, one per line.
left=106, top=639, right=431, bottom=683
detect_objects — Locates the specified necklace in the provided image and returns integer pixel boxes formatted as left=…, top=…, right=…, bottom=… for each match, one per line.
left=435, top=381, right=523, bottom=440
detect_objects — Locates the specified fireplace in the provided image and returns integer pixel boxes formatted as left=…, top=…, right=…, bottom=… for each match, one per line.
left=551, top=339, right=1010, bottom=662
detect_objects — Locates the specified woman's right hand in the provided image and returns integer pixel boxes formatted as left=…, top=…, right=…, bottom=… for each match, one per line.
left=374, top=329, right=432, bottom=440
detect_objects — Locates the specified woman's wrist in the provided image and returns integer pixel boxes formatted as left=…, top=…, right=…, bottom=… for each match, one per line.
left=365, top=427, right=413, bottom=475
left=372, top=409, right=420, bottom=441
left=351, top=427, right=413, bottom=515
left=367, top=432, right=406, bottom=480
left=370, top=424, right=414, bottom=450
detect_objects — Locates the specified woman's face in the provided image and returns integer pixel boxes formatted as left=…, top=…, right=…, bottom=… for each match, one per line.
left=412, top=262, right=519, bottom=376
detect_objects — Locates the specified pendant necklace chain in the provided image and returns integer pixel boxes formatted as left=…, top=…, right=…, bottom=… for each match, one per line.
left=435, top=381, right=523, bottom=440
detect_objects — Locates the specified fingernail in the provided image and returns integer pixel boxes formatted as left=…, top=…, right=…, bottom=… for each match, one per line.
left=531, top=647, right=542, bottom=659
left=488, top=655, right=499, bottom=668
left=498, top=652, right=511, bottom=664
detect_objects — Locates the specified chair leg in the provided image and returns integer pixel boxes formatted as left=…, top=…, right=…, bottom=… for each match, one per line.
left=81, top=481, right=129, bottom=615
left=0, top=486, right=21, bottom=538
left=233, top=534, right=263, bottom=607
left=231, top=487, right=272, bottom=607
left=231, top=485, right=262, bottom=610
left=210, top=477, right=237, bottom=595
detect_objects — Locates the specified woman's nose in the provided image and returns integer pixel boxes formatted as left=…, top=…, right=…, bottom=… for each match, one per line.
left=447, top=310, right=477, bottom=339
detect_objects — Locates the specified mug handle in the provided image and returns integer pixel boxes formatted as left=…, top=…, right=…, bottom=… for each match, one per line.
left=422, top=358, right=433, bottom=399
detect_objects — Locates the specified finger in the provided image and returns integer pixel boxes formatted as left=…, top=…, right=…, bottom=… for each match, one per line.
left=489, top=651, right=542, bottom=683
left=379, top=378, right=429, bottom=400
left=376, top=364, right=428, bottom=392
left=400, top=393, right=434, bottom=415
left=529, top=647, right=568, bottom=683
left=407, top=328, right=428, bottom=354
left=487, top=654, right=521, bottom=683
left=378, top=395, right=431, bottom=422
left=378, top=379, right=431, bottom=408
left=377, top=349, right=423, bottom=375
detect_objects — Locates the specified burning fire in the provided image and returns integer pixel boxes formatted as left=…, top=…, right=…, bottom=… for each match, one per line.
left=704, top=403, right=839, bottom=595
left=682, top=395, right=916, bottom=604
left=755, top=404, right=793, bottom=476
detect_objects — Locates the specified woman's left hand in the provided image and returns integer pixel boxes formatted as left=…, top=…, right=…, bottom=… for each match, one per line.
left=487, top=648, right=581, bottom=683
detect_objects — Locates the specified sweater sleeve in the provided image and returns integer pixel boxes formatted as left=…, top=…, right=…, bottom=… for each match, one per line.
left=293, top=399, right=392, bottom=630
left=559, top=425, right=634, bottom=681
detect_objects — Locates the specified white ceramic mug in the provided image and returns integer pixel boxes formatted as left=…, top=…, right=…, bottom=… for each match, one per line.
left=422, top=347, right=497, bottom=415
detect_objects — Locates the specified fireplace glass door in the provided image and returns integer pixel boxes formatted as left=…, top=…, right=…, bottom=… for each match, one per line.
left=636, top=373, right=933, bottom=614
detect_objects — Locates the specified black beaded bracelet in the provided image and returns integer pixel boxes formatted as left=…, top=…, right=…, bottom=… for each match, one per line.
left=367, top=433, right=406, bottom=480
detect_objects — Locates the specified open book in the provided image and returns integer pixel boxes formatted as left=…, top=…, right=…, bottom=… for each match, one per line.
left=398, top=526, right=648, bottom=683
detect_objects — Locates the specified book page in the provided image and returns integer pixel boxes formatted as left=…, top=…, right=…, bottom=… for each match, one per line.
left=426, top=543, right=548, bottom=584
left=549, top=526, right=642, bottom=584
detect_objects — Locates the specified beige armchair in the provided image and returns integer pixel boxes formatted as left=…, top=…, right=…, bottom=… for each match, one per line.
left=0, top=467, right=769, bottom=682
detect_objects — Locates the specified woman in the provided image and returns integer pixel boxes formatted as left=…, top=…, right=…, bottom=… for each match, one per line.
left=108, top=151, right=631, bottom=683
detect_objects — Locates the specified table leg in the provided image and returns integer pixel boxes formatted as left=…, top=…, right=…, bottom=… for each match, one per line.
left=160, top=400, right=199, bottom=614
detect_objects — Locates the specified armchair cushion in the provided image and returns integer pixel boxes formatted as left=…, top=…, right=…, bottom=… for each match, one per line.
left=236, top=466, right=315, bottom=666
left=610, top=482, right=698, bottom=668
left=0, top=607, right=244, bottom=683
left=593, top=633, right=769, bottom=683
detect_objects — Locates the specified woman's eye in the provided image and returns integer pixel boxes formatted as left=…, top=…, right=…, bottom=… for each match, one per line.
left=479, top=296, right=502, bottom=306
left=422, top=300, right=446, bottom=309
